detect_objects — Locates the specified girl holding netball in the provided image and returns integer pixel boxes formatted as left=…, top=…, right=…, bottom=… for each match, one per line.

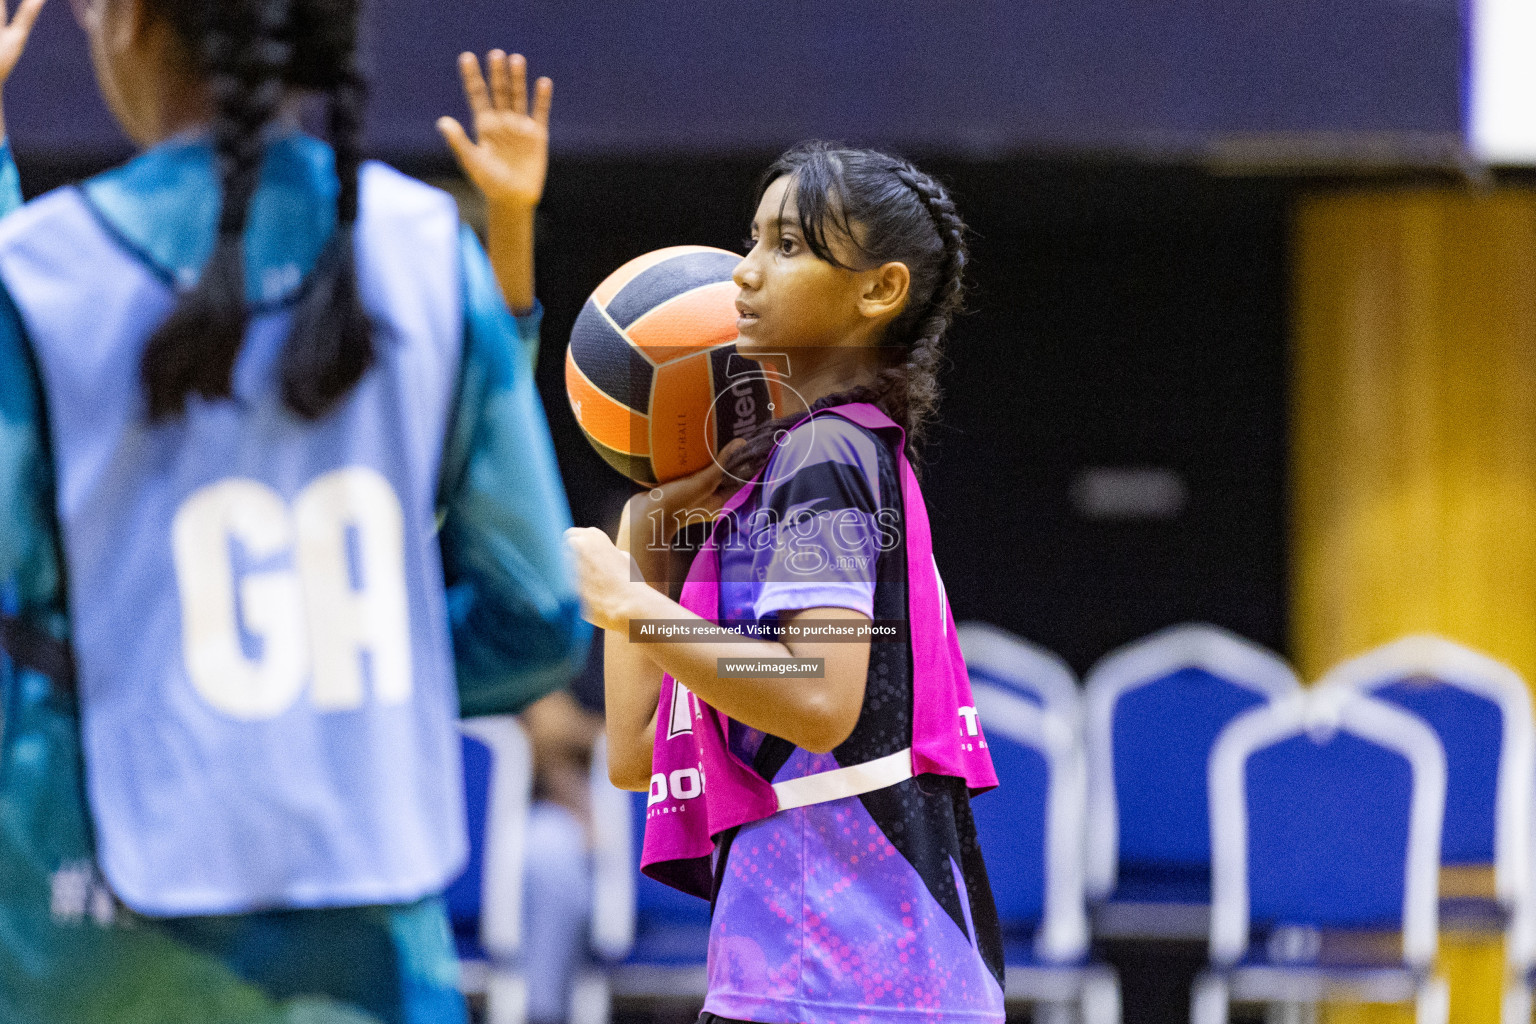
left=0, top=2, right=583, bottom=1020
left=568, top=144, right=1005, bottom=1024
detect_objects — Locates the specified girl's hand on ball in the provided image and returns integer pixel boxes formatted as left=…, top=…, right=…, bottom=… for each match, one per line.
left=628, top=454, right=731, bottom=546
left=566, top=526, right=646, bottom=633
left=438, top=51, right=552, bottom=209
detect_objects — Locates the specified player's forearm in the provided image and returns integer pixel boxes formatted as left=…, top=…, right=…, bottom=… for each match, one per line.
left=603, top=501, right=679, bottom=789
left=485, top=200, right=535, bottom=315
left=603, top=625, right=662, bottom=791
left=617, top=584, right=866, bottom=753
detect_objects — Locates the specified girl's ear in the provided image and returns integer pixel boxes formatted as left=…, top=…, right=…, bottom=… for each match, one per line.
left=856, top=260, right=912, bottom=323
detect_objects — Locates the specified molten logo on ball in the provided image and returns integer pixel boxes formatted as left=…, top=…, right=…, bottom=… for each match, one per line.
left=565, top=245, right=785, bottom=485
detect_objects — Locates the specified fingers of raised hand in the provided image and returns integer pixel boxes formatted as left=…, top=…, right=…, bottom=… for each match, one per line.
left=508, top=53, right=528, bottom=116
left=487, top=49, right=513, bottom=111
left=532, top=75, right=553, bottom=128
left=569, top=526, right=634, bottom=586
left=436, top=116, right=477, bottom=168
left=458, top=51, right=491, bottom=117
left=3, top=0, right=44, bottom=39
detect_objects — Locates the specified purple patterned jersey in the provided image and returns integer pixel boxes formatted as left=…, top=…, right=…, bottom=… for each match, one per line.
left=704, top=416, right=1005, bottom=1024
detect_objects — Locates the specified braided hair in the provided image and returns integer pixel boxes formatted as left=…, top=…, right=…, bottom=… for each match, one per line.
left=724, top=142, right=968, bottom=482
left=139, top=0, right=373, bottom=422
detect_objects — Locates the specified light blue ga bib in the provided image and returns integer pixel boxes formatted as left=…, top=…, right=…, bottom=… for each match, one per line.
left=0, top=162, right=468, bottom=916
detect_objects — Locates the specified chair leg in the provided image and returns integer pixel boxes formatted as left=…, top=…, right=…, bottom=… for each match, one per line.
left=1190, top=973, right=1229, bottom=1024
left=1081, top=968, right=1122, bottom=1024
left=568, top=970, right=611, bottom=1024
left=1264, top=1005, right=1316, bottom=1024
left=486, top=969, right=529, bottom=1024
left=1415, top=974, right=1449, bottom=1024
left=1034, top=1002, right=1073, bottom=1024
left=1502, top=977, right=1532, bottom=1024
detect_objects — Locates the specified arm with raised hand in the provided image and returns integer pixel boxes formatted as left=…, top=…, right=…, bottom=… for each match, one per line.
left=0, top=0, right=46, bottom=216
left=438, top=50, right=551, bottom=320
left=437, top=226, right=590, bottom=718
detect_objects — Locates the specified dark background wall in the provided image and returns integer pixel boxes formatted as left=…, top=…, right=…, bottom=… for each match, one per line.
left=9, top=1, right=1462, bottom=159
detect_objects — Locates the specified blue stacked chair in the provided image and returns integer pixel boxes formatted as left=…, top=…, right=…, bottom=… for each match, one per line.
left=1194, top=688, right=1449, bottom=1024
left=607, top=789, right=713, bottom=998
left=1315, top=635, right=1535, bottom=1023
left=446, top=716, right=534, bottom=1024
left=967, top=642, right=1121, bottom=1024
left=1083, top=624, right=1301, bottom=938
left=584, top=745, right=712, bottom=1019
left=959, top=620, right=1080, bottom=720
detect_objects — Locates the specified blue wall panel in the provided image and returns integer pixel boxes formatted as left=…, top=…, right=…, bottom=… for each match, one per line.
left=4, top=1, right=1462, bottom=159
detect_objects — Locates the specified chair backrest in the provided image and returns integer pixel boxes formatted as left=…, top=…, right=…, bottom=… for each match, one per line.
left=1208, top=690, right=1446, bottom=968
left=445, top=716, right=532, bottom=962
left=627, top=789, right=713, bottom=944
left=587, top=737, right=637, bottom=961
left=585, top=739, right=715, bottom=964
left=971, top=680, right=1089, bottom=962
left=1315, top=635, right=1533, bottom=907
left=1084, top=624, right=1301, bottom=900
left=958, top=620, right=1081, bottom=724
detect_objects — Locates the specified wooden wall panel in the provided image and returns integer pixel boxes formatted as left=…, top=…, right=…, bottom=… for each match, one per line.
left=1294, top=186, right=1536, bottom=1024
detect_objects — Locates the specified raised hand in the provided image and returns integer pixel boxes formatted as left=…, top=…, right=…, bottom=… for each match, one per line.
left=438, top=51, right=552, bottom=210
left=0, top=0, right=45, bottom=86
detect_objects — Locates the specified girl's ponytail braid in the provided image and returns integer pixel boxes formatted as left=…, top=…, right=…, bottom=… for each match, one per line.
left=882, top=161, right=967, bottom=455
left=784, top=159, right=967, bottom=463
left=279, top=1, right=374, bottom=420
left=140, top=0, right=292, bottom=421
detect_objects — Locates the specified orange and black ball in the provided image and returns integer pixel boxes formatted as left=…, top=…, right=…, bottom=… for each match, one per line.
left=566, top=246, right=782, bottom=485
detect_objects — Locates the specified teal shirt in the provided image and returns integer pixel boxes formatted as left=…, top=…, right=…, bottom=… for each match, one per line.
left=0, top=135, right=584, bottom=1022
left=0, top=140, right=18, bottom=215
left=0, top=133, right=589, bottom=712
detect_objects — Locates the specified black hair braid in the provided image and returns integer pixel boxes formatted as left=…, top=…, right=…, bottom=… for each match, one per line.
left=140, top=0, right=292, bottom=421
left=881, top=162, right=967, bottom=451
left=722, top=147, right=968, bottom=487
left=278, top=29, right=374, bottom=421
